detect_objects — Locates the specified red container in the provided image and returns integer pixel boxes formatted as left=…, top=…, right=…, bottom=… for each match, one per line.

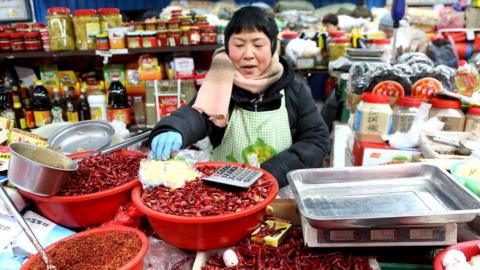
left=19, top=150, right=145, bottom=228
left=434, top=240, right=480, bottom=269
left=131, top=162, right=279, bottom=250
left=21, top=226, right=148, bottom=270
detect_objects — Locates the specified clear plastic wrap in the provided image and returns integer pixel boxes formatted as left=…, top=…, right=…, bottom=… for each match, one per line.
left=410, top=63, right=455, bottom=91
left=366, top=63, right=412, bottom=95
left=397, top=52, right=434, bottom=66
left=349, top=62, right=374, bottom=94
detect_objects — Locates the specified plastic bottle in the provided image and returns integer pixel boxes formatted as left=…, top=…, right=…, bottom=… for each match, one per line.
left=23, top=97, right=36, bottom=129
left=107, top=75, right=131, bottom=125
left=455, top=60, right=480, bottom=97
left=78, top=86, right=91, bottom=121
left=65, top=86, right=79, bottom=122
left=32, top=81, right=52, bottom=127
left=13, top=95, right=27, bottom=129
left=87, top=86, right=107, bottom=121
left=51, top=87, right=65, bottom=123
left=1, top=81, right=15, bottom=123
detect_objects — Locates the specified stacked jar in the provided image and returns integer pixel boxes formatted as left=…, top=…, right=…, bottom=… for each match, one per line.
left=15, top=23, right=30, bottom=33
left=32, top=22, right=46, bottom=32
left=391, top=96, right=422, bottom=133
left=35, top=23, right=50, bottom=52
left=0, top=32, right=11, bottom=52
left=465, top=107, right=480, bottom=132
left=429, top=98, right=465, bottom=131
left=369, top=38, right=392, bottom=60
left=200, top=25, right=217, bottom=44
left=24, top=32, right=42, bottom=51
left=354, top=93, right=393, bottom=140
left=99, top=8, right=122, bottom=33
left=73, top=9, right=100, bottom=50
left=47, top=7, right=75, bottom=51
left=10, top=33, right=24, bottom=51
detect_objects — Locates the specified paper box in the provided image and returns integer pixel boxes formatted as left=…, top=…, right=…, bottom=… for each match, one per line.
left=352, top=140, right=421, bottom=166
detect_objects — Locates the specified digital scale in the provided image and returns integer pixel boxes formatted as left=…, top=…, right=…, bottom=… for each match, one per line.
left=300, top=215, right=457, bottom=247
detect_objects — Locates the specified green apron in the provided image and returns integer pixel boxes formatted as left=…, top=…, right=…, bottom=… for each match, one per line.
left=212, top=90, right=292, bottom=167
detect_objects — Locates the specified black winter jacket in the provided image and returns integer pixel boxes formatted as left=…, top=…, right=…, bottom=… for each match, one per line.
left=149, top=58, right=330, bottom=187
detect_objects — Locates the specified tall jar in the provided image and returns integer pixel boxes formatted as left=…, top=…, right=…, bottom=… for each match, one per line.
left=328, top=37, right=350, bottom=61
left=73, top=9, right=100, bottom=50
left=47, top=7, right=75, bottom=51
left=392, top=96, right=422, bottom=133
left=0, top=32, right=11, bottom=52
left=429, top=98, right=465, bottom=131
left=200, top=25, right=217, bottom=44
left=98, top=8, right=122, bottom=33
left=465, top=107, right=480, bottom=132
left=24, top=32, right=42, bottom=51
left=354, top=93, right=393, bottom=139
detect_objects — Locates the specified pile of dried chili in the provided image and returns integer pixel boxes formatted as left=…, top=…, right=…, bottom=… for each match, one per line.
left=59, top=153, right=143, bottom=196
left=141, top=165, right=273, bottom=217
left=28, top=231, right=141, bottom=270
left=203, top=227, right=374, bottom=270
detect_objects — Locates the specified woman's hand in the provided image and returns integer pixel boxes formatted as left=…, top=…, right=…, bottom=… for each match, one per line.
left=151, top=131, right=182, bottom=160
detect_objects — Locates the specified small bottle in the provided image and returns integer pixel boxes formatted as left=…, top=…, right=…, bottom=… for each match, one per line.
left=88, top=85, right=107, bottom=121
left=108, top=75, right=131, bottom=125
left=65, top=86, right=79, bottom=122
left=51, top=87, right=65, bottom=123
left=13, top=95, right=27, bottom=129
left=78, top=86, right=91, bottom=121
left=23, top=97, right=36, bottom=129
left=32, top=81, right=52, bottom=127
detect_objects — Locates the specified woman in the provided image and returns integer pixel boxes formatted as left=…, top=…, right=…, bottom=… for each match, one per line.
left=149, top=6, right=329, bottom=187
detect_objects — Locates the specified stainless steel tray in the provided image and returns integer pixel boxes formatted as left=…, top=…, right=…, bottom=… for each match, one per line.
left=48, top=120, right=114, bottom=154
left=287, top=164, right=480, bottom=228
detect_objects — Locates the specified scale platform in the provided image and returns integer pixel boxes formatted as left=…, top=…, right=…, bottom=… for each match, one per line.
left=301, top=215, right=457, bottom=247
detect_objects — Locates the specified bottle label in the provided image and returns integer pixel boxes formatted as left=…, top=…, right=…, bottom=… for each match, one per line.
left=67, top=111, right=79, bottom=122
left=18, top=118, right=27, bottom=129
left=108, top=108, right=131, bottom=125
left=33, top=111, right=52, bottom=127
left=25, top=111, right=36, bottom=128
left=90, top=107, right=104, bottom=120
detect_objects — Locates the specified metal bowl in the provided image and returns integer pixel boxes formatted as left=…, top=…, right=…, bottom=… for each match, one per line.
left=48, top=120, right=114, bottom=154
left=8, top=143, right=78, bottom=196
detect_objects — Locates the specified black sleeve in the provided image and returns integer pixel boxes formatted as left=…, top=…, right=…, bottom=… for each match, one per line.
left=148, top=97, right=214, bottom=148
left=260, top=82, right=330, bottom=187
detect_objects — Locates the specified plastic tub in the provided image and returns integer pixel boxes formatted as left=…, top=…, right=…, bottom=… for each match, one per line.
left=19, top=150, right=145, bottom=228
left=433, top=240, right=480, bottom=270
left=21, top=225, right=148, bottom=270
left=131, top=162, right=279, bottom=250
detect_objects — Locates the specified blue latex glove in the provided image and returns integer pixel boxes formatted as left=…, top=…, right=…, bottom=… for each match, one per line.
left=151, top=131, right=183, bottom=160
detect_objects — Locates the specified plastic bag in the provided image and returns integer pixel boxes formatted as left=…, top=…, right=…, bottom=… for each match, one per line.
left=143, top=237, right=194, bottom=270
left=426, top=39, right=458, bottom=69
left=102, top=202, right=144, bottom=228
left=385, top=103, right=432, bottom=148
left=366, top=63, right=413, bottom=95
left=410, top=63, right=454, bottom=91
left=349, top=62, right=374, bottom=94
left=397, top=52, right=434, bottom=66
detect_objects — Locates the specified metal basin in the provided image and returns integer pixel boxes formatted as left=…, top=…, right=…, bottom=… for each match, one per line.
left=8, top=143, right=78, bottom=196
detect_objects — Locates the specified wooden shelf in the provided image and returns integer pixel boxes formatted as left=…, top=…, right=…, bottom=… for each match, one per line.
left=0, top=44, right=221, bottom=60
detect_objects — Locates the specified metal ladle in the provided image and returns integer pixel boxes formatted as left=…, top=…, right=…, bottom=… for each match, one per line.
left=0, top=183, right=56, bottom=270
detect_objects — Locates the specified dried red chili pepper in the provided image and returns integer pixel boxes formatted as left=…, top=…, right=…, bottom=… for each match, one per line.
left=141, top=165, right=273, bottom=217
left=59, top=153, right=143, bottom=196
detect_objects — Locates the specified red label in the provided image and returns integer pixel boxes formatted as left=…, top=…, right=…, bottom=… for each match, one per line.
left=372, top=81, right=405, bottom=97
left=108, top=108, right=131, bottom=125
left=156, top=95, right=187, bottom=116
left=24, top=111, right=36, bottom=128
left=412, top=78, right=442, bottom=100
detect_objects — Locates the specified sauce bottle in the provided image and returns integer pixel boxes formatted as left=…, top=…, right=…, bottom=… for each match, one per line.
left=32, top=80, right=52, bottom=126
left=65, top=86, right=79, bottom=122
left=51, top=87, right=65, bottom=123
left=107, top=75, right=131, bottom=125
left=13, top=95, right=27, bottom=129
left=78, top=86, right=91, bottom=121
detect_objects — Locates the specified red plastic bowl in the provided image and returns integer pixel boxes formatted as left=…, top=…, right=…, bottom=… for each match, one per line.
left=21, top=225, right=148, bottom=270
left=19, top=150, right=145, bottom=228
left=434, top=240, right=480, bottom=270
left=131, top=162, right=279, bottom=250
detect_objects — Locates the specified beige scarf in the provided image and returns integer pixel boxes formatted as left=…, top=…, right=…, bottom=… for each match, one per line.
left=192, top=48, right=284, bottom=127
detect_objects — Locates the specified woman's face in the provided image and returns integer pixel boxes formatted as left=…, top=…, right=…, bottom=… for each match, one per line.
left=228, top=30, right=272, bottom=78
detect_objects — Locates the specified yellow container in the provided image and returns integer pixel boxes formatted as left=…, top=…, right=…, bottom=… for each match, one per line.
left=47, top=7, right=75, bottom=51
left=98, top=8, right=123, bottom=33
left=73, top=9, right=100, bottom=50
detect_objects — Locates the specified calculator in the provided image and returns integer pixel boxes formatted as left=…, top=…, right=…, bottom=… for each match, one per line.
left=202, top=165, right=263, bottom=188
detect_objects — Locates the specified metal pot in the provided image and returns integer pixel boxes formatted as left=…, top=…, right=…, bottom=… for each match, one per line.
left=8, top=143, right=78, bottom=196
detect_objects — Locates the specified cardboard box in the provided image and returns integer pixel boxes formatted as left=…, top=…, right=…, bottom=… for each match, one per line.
left=352, top=140, right=421, bottom=166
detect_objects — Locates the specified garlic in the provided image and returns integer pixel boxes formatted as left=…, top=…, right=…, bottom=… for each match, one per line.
left=442, top=249, right=467, bottom=268
left=223, top=249, right=239, bottom=267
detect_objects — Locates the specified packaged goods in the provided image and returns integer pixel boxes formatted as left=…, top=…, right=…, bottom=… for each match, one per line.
left=354, top=93, right=393, bottom=140
left=366, top=64, right=412, bottom=96
left=429, top=98, right=465, bottom=131
left=47, top=7, right=75, bottom=51
left=465, top=107, right=480, bottom=132
left=392, top=96, right=422, bottom=133
left=73, top=9, right=100, bottom=50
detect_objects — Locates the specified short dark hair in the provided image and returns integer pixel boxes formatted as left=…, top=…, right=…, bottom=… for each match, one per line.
left=322, top=13, right=339, bottom=26
left=224, top=6, right=278, bottom=55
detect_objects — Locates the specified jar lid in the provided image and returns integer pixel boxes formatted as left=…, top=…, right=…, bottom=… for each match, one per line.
left=74, top=9, right=97, bottom=16
left=371, top=38, right=390, bottom=45
left=396, top=96, right=422, bottom=107
left=96, top=33, right=108, bottom=38
left=328, top=30, right=345, bottom=37
left=98, top=8, right=120, bottom=15
left=431, top=97, right=461, bottom=109
left=331, top=37, right=350, bottom=43
left=134, top=21, right=145, bottom=25
left=48, top=7, right=71, bottom=15
left=468, top=107, right=480, bottom=115
left=179, top=15, right=192, bottom=20
left=0, top=32, right=10, bottom=38
left=180, top=26, right=190, bottom=31
left=32, top=22, right=46, bottom=28
left=171, top=9, right=182, bottom=15
left=10, top=33, right=23, bottom=39
left=15, top=23, right=29, bottom=29
left=361, top=92, right=390, bottom=104
left=282, top=32, right=298, bottom=39
left=141, top=31, right=156, bottom=36
left=23, top=32, right=40, bottom=38
left=126, top=32, right=140, bottom=37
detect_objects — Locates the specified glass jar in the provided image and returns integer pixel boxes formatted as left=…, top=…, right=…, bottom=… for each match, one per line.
left=133, top=22, right=145, bottom=32
left=157, top=30, right=168, bottom=47
left=157, top=20, right=167, bottom=31
left=180, top=16, right=193, bottom=27
left=354, top=93, right=393, bottom=138
left=429, top=98, right=465, bottom=131
left=144, top=22, right=156, bottom=31
left=73, top=9, right=100, bottom=50
left=369, top=38, right=392, bottom=60
left=141, top=31, right=157, bottom=48
left=126, top=32, right=141, bottom=48
left=168, top=19, right=180, bottom=30
left=10, top=33, right=24, bottom=52
left=24, top=31, right=42, bottom=51
left=180, top=26, right=190, bottom=46
left=392, top=96, right=422, bottom=133
left=98, top=8, right=122, bottom=33
left=47, top=7, right=75, bottom=51
left=328, top=37, right=350, bottom=61
left=15, top=23, right=30, bottom=33
left=0, top=32, right=11, bottom=52
left=190, top=26, right=200, bottom=45
left=167, top=29, right=181, bottom=47
left=200, top=25, right=217, bottom=44
left=194, top=15, right=208, bottom=27
left=32, top=22, right=46, bottom=32
left=95, top=32, right=109, bottom=50
left=171, top=9, right=182, bottom=20
left=465, top=107, right=480, bottom=132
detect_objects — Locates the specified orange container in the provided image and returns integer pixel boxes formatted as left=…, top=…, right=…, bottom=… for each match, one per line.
left=21, top=226, right=148, bottom=270
left=131, top=161, right=279, bottom=250
left=19, top=150, right=145, bottom=228
left=434, top=240, right=480, bottom=269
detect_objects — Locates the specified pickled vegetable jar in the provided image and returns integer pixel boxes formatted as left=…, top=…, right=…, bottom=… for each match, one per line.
left=98, top=8, right=122, bottom=33
left=328, top=37, right=350, bottom=61
left=73, top=9, right=100, bottom=50
left=47, top=7, right=75, bottom=51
